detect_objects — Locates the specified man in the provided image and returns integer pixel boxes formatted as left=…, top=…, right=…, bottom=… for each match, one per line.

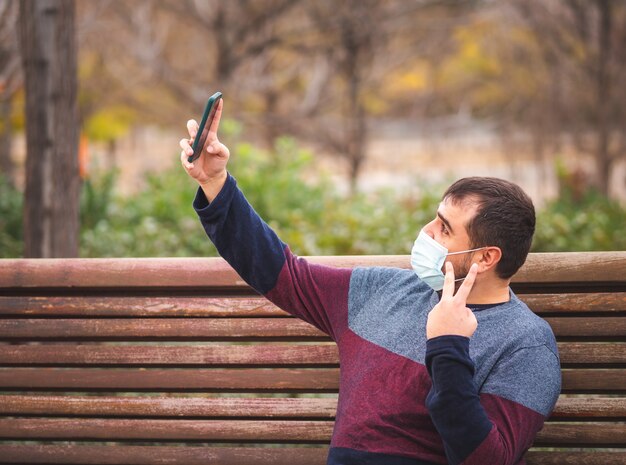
left=179, top=100, right=561, bottom=465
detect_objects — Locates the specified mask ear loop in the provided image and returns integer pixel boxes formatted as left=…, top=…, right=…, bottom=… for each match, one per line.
left=445, top=246, right=487, bottom=282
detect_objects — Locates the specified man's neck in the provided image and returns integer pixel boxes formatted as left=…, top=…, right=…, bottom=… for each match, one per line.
left=464, top=275, right=511, bottom=305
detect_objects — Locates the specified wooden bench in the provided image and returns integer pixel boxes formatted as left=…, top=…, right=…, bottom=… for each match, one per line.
left=0, top=252, right=624, bottom=465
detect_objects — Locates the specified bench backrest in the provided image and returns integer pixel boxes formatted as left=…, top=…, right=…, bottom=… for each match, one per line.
left=0, top=252, right=625, bottom=465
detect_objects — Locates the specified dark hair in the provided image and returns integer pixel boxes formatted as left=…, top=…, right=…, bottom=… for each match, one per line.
left=443, top=177, right=535, bottom=280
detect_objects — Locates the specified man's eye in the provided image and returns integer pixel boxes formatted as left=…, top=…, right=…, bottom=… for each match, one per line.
left=441, top=224, right=449, bottom=235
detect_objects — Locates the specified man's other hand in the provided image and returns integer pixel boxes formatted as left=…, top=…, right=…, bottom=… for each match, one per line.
left=426, top=262, right=479, bottom=340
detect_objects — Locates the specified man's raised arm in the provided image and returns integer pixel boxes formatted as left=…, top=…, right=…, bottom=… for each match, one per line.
left=179, top=99, right=351, bottom=342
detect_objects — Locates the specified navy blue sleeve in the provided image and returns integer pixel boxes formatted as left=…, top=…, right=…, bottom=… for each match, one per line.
left=193, top=173, right=286, bottom=294
left=193, top=173, right=352, bottom=341
left=425, top=336, right=492, bottom=464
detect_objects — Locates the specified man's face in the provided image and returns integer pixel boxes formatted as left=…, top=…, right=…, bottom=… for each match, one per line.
left=421, top=196, right=480, bottom=278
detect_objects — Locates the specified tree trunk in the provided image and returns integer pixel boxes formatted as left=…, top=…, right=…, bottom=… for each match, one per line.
left=19, top=0, right=79, bottom=258
left=0, top=96, right=14, bottom=185
left=595, top=0, right=612, bottom=197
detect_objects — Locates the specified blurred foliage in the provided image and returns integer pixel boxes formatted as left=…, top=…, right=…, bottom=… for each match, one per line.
left=0, top=175, right=23, bottom=258
left=79, top=164, right=210, bottom=258
left=78, top=136, right=442, bottom=258
left=76, top=138, right=626, bottom=257
left=1, top=140, right=624, bottom=258
left=532, top=160, right=626, bottom=252
left=533, top=190, right=626, bottom=252
left=83, top=105, right=136, bottom=142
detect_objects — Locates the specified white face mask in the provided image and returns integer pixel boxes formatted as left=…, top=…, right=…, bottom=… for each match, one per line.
left=410, top=230, right=484, bottom=291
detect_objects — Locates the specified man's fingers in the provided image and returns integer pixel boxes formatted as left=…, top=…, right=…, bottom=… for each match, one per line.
left=442, top=261, right=455, bottom=299
left=179, top=138, right=193, bottom=154
left=180, top=150, right=194, bottom=170
left=455, top=263, right=479, bottom=302
left=208, top=99, right=223, bottom=135
left=187, top=119, right=199, bottom=138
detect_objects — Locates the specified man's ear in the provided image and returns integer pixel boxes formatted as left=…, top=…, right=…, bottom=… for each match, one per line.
left=476, top=246, right=502, bottom=273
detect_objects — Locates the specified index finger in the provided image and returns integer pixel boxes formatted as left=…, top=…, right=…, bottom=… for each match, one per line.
left=454, top=263, right=479, bottom=302
left=441, top=261, right=456, bottom=299
left=208, top=98, right=223, bottom=136
left=187, top=119, right=199, bottom=138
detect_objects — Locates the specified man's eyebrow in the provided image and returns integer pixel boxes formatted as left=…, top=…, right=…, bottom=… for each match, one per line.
left=437, top=211, right=454, bottom=234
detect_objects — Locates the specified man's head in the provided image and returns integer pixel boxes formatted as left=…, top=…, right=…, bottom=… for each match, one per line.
left=422, top=177, right=535, bottom=281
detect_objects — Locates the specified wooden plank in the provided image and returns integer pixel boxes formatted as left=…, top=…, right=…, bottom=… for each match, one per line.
left=2, top=293, right=624, bottom=318
left=550, top=397, right=626, bottom=419
left=514, top=252, right=626, bottom=285
left=0, top=446, right=623, bottom=465
left=0, top=318, right=327, bottom=341
left=0, top=395, right=339, bottom=418
left=0, top=344, right=340, bottom=366
left=0, top=445, right=329, bottom=465
left=1, top=252, right=624, bottom=289
left=557, top=342, right=626, bottom=365
left=561, top=369, right=626, bottom=392
left=3, top=342, right=623, bottom=367
left=535, top=422, right=626, bottom=447
left=526, top=451, right=626, bottom=465
left=0, top=341, right=618, bottom=366
left=544, top=317, right=626, bottom=338
left=1, top=418, right=624, bottom=446
left=0, top=368, right=623, bottom=392
left=0, top=418, right=334, bottom=442
left=0, top=296, right=284, bottom=317
left=0, top=368, right=340, bottom=391
left=1, top=316, right=624, bottom=341
left=522, top=293, right=626, bottom=314
left=1, top=395, right=623, bottom=421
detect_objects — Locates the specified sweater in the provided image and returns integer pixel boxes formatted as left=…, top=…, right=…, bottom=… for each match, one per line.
left=193, top=174, right=561, bottom=465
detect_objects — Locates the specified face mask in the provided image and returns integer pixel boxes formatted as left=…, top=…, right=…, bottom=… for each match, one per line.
left=410, top=230, right=485, bottom=291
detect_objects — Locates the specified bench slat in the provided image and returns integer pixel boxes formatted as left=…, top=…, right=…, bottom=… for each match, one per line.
left=0, top=445, right=329, bottom=465
left=561, top=369, right=626, bottom=392
left=0, top=395, right=623, bottom=420
left=1, top=317, right=625, bottom=340
left=0, top=395, right=339, bottom=418
left=535, top=422, right=626, bottom=447
left=2, top=253, right=625, bottom=288
left=544, top=317, right=626, bottom=338
left=1, top=293, right=625, bottom=317
left=526, top=451, right=626, bottom=465
left=0, top=418, right=334, bottom=442
left=0, top=368, right=341, bottom=391
left=0, top=344, right=340, bottom=366
left=551, top=397, right=626, bottom=419
left=1, top=342, right=623, bottom=366
left=558, top=342, right=626, bottom=365
left=0, top=445, right=623, bottom=465
left=0, top=318, right=327, bottom=340
left=0, top=296, right=282, bottom=317
left=523, top=293, right=626, bottom=314
left=0, top=446, right=624, bottom=465
left=0, top=419, right=623, bottom=445
left=1, top=368, right=624, bottom=392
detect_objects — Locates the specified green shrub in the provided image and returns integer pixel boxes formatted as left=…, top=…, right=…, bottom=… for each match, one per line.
left=2, top=138, right=624, bottom=258
left=0, top=175, right=23, bottom=258
left=533, top=189, right=626, bottom=252
left=79, top=136, right=444, bottom=257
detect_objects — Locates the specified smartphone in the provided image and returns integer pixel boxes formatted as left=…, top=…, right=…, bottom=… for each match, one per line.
left=188, top=91, right=223, bottom=163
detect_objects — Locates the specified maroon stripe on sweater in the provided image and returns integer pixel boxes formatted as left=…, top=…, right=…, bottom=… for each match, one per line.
left=265, top=246, right=352, bottom=341
left=332, top=330, right=448, bottom=464
left=459, top=393, right=545, bottom=465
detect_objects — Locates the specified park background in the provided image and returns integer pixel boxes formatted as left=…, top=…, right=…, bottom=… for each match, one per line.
left=1, top=0, right=625, bottom=259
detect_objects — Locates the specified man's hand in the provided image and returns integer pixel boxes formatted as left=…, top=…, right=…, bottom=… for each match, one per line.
left=426, top=261, right=479, bottom=340
left=179, top=99, right=230, bottom=201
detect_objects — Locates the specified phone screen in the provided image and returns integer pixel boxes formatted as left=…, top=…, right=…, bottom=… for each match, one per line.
left=189, top=91, right=222, bottom=163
